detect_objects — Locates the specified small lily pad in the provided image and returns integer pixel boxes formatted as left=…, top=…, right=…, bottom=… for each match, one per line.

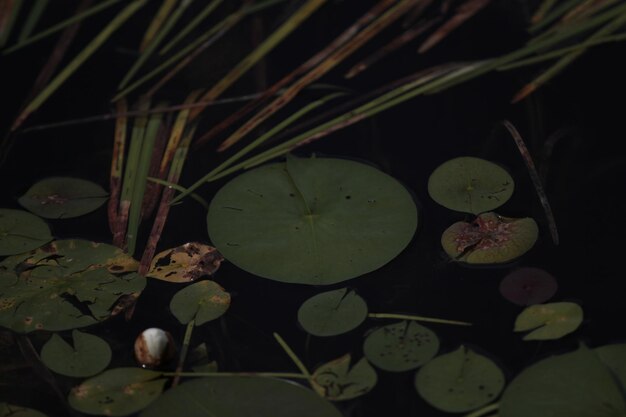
left=441, top=212, right=538, bottom=264
left=415, top=346, right=505, bottom=413
left=500, top=267, right=558, bottom=305
left=18, top=177, right=108, bottom=219
left=0, top=403, right=48, bottom=417
left=41, top=330, right=112, bottom=377
left=147, top=243, right=223, bottom=283
left=169, top=280, right=230, bottom=326
left=311, top=354, right=377, bottom=401
left=68, top=368, right=167, bottom=416
left=428, top=157, right=514, bottom=214
left=363, top=321, right=439, bottom=372
left=0, top=209, right=52, bottom=256
left=297, top=288, right=368, bottom=337
left=499, top=345, right=626, bottom=417
left=206, top=155, right=418, bottom=285
left=514, top=302, right=583, bottom=341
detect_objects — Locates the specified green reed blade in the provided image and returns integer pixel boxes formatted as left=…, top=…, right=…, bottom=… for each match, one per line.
left=159, top=0, right=223, bottom=55
left=0, top=0, right=23, bottom=48
left=17, top=0, right=49, bottom=42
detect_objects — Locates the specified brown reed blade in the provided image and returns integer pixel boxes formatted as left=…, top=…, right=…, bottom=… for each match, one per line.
left=140, top=0, right=178, bottom=52
left=109, top=99, right=128, bottom=246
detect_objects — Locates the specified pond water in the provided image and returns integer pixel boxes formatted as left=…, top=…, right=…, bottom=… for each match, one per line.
left=1, top=1, right=626, bottom=417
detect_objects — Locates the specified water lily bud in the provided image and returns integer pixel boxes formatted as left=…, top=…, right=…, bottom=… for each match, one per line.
left=134, top=328, right=175, bottom=368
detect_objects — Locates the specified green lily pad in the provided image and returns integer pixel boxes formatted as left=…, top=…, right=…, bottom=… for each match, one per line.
left=68, top=368, right=167, bottom=416
left=18, top=177, right=108, bottom=219
left=147, top=243, right=223, bottom=283
left=0, top=240, right=145, bottom=333
left=441, top=212, right=538, bottom=264
left=415, top=346, right=505, bottom=413
left=41, top=330, right=112, bottom=377
left=206, top=155, right=418, bottom=285
left=311, top=354, right=377, bottom=401
left=297, top=288, right=368, bottom=336
left=0, top=403, right=48, bottom=417
left=140, top=376, right=342, bottom=417
left=595, top=344, right=626, bottom=390
left=0, top=209, right=52, bottom=256
left=169, top=280, right=230, bottom=326
left=499, top=345, right=626, bottom=417
left=514, top=302, right=583, bottom=341
left=363, top=321, right=439, bottom=372
left=428, top=157, right=514, bottom=214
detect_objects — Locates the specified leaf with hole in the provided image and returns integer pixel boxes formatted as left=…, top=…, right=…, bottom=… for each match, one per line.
left=0, top=403, right=48, bottom=417
left=441, top=212, right=538, bottom=264
left=206, top=155, right=418, bottom=285
left=147, top=242, right=223, bottom=283
left=140, top=376, right=342, bottom=417
left=363, top=321, right=439, bottom=372
left=18, top=177, right=108, bottom=219
left=514, top=302, right=583, bottom=341
left=297, top=288, right=368, bottom=336
left=41, top=330, right=112, bottom=377
left=428, top=157, right=514, bottom=214
left=311, top=354, right=377, bottom=401
left=69, top=368, right=167, bottom=416
left=499, top=267, right=558, bottom=305
left=415, top=345, right=504, bottom=413
left=169, top=280, right=230, bottom=326
left=0, top=208, right=52, bottom=256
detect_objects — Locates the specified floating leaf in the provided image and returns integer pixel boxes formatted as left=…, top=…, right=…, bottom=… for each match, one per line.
left=0, top=403, right=48, bottom=417
left=0, top=209, right=52, bottom=256
left=41, top=330, right=112, bottom=377
left=595, top=344, right=626, bottom=390
left=499, top=345, right=626, bottom=417
left=415, top=346, right=505, bottom=413
left=206, top=155, right=418, bottom=285
left=499, top=267, right=558, bottom=305
left=311, top=354, right=377, bottom=401
left=69, top=368, right=167, bottom=416
left=297, top=288, right=368, bottom=337
left=147, top=242, right=223, bottom=283
left=18, top=177, right=108, bottom=219
left=514, top=302, right=583, bottom=341
left=169, top=280, right=230, bottom=326
left=428, top=157, right=514, bottom=214
left=363, top=321, right=439, bottom=372
left=0, top=240, right=145, bottom=333
left=441, top=212, right=538, bottom=264
left=140, top=376, right=342, bottom=417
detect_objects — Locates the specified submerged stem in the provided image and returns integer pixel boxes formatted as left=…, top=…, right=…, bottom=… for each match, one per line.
left=368, top=313, right=472, bottom=326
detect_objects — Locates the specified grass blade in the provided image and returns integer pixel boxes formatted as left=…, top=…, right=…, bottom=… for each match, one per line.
left=531, top=0, right=560, bottom=24
left=17, top=0, right=49, bottom=42
left=140, top=0, right=178, bottom=52
left=159, top=0, right=223, bottom=55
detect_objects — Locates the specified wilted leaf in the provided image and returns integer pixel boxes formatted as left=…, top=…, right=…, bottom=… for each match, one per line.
left=0, top=209, right=52, bottom=256
left=415, top=345, right=504, bottom=413
left=499, top=267, right=558, bottom=305
left=18, top=177, right=108, bottom=219
left=147, top=243, right=223, bottom=283
left=41, top=330, right=112, bottom=377
left=297, top=288, right=368, bottom=337
left=514, top=302, right=583, bottom=341
left=169, top=280, right=230, bottom=326
left=311, top=354, right=377, bottom=401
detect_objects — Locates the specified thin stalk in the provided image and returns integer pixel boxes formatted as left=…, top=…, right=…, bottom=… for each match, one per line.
left=109, top=99, right=128, bottom=246
left=529, top=0, right=583, bottom=33
left=531, top=0, right=560, bottom=24
left=17, top=0, right=48, bottom=42
left=140, top=0, right=178, bottom=52
left=147, top=177, right=208, bottom=209
left=463, top=403, right=499, bottom=417
left=10, top=0, right=146, bottom=131
left=162, top=371, right=309, bottom=379
left=172, top=319, right=195, bottom=387
left=140, top=119, right=170, bottom=219
left=368, top=313, right=472, bottom=326
left=159, top=0, right=224, bottom=54
left=273, top=333, right=311, bottom=379
left=3, top=0, right=122, bottom=54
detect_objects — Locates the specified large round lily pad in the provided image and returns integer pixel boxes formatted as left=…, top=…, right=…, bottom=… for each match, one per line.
left=206, top=155, right=418, bottom=284
left=18, top=177, right=108, bottom=219
left=297, top=288, right=368, bottom=336
left=428, top=157, right=514, bottom=214
left=0, top=209, right=52, bottom=256
left=441, top=212, right=538, bottom=264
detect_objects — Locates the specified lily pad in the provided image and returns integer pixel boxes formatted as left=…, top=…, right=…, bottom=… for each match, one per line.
left=415, top=346, right=505, bottom=413
left=595, top=344, right=626, bottom=390
left=140, top=376, right=343, bottom=417
left=41, top=330, right=112, bottom=377
left=0, top=209, right=52, bottom=256
left=499, top=345, right=626, bottom=417
left=147, top=242, right=223, bottom=283
left=297, top=288, right=368, bottom=336
left=0, top=403, right=48, bottom=417
left=427, top=157, right=514, bottom=214
left=169, top=280, right=230, bottom=326
left=499, top=267, right=558, bottom=305
left=363, top=321, right=439, bottom=372
left=441, top=212, right=538, bottom=264
left=514, top=302, right=583, bottom=341
left=311, top=354, right=377, bottom=401
left=206, top=155, right=418, bottom=285
left=0, top=240, right=145, bottom=333
left=18, top=177, right=108, bottom=219
left=68, top=368, right=167, bottom=416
